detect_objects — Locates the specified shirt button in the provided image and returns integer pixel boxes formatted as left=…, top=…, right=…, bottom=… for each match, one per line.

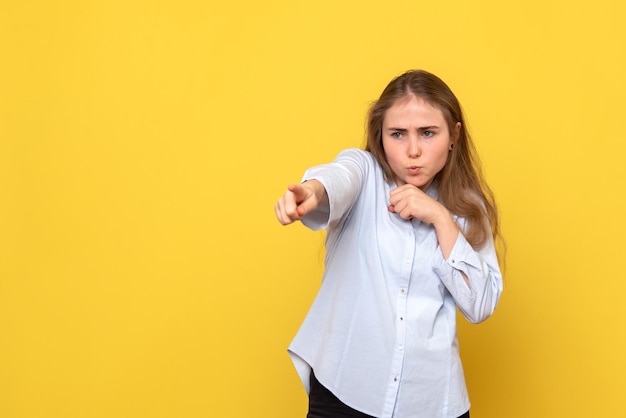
left=400, top=317, right=404, bottom=321
left=394, top=377, right=398, bottom=382
left=398, top=345, right=404, bottom=350
left=400, top=288, right=405, bottom=294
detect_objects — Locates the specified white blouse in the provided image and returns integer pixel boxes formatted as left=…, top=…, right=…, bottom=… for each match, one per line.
left=288, top=148, right=503, bottom=418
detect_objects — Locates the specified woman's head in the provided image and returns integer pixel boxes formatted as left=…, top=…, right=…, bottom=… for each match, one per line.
left=366, top=69, right=468, bottom=185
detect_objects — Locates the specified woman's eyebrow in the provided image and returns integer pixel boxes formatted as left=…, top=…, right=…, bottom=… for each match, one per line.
left=386, top=125, right=440, bottom=131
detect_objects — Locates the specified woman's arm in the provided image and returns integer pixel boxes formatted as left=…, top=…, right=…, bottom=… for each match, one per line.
left=388, top=184, right=502, bottom=322
left=434, top=232, right=503, bottom=324
left=278, top=149, right=370, bottom=231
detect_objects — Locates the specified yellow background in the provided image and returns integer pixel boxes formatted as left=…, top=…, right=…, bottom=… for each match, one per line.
left=1, top=1, right=625, bottom=417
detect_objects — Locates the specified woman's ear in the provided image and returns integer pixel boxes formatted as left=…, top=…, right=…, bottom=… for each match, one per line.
left=450, top=122, right=461, bottom=150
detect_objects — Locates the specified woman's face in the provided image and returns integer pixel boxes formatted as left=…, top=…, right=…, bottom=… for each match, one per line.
left=382, top=95, right=459, bottom=191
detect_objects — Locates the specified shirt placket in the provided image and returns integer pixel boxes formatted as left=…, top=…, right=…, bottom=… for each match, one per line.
left=381, top=222, right=416, bottom=418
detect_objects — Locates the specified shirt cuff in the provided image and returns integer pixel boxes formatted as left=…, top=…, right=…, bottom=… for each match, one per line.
left=299, top=174, right=331, bottom=231
left=444, top=233, right=483, bottom=271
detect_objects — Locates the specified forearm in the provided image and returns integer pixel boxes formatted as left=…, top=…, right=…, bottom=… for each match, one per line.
left=433, top=207, right=461, bottom=259
left=433, top=208, right=470, bottom=287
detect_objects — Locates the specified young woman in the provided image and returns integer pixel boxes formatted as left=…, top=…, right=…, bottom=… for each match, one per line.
left=275, top=70, right=503, bottom=418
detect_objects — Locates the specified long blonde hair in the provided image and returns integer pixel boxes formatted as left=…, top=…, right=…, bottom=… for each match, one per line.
left=366, top=70, right=502, bottom=253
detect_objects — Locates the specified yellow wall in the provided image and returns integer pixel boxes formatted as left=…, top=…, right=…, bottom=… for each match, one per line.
left=1, top=1, right=625, bottom=416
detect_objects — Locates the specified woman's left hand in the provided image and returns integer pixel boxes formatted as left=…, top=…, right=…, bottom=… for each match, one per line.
left=389, top=184, right=462, bottom=264
left=388, top=184, right=446, bottom=224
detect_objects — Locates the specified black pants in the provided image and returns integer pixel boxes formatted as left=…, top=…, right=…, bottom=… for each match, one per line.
left=307, top=372, right=470, bottom=418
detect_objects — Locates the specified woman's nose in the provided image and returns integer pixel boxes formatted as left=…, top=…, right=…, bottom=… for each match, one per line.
left=408, top=137, right=420, bottom=157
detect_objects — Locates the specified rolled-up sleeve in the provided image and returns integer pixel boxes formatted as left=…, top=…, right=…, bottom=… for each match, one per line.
left=300, top=149, right=368, bottom=231
left=433, top=232, right=503, bottom=324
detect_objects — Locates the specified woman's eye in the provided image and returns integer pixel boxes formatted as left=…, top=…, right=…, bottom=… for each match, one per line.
left=423, top=131, right=434, bottom=138
left=391, top=132, right=403, bottom=139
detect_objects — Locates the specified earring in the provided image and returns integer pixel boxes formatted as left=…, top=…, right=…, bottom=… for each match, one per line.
left=449, top=144, right=454, bottom=151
